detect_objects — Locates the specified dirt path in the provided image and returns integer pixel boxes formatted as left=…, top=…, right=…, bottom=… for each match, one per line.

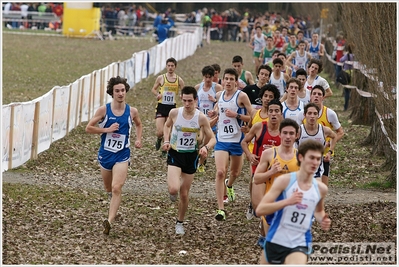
left=2, top=171, right=396, bottom=205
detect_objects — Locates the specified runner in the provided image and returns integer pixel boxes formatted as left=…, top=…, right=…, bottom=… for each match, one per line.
left=195, top=65, right=223, bottom=172
left=253, top=118, right=300, bottom=248
left=151, top=57, right=185, bottom=157
left=85, top=76, right=143, bottom=235
left=256, top=139, right=331, bottom=264
left=208, top=68, right=253, bottom=221
left=162, top=86, right=216, bottom=235
left=296, top=102, right=337, bottom=179
left=232, top=55, right=255, bottom=89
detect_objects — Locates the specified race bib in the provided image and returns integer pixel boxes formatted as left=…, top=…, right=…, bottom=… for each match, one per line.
left=176, top=131, right=196, bottom=151
left=280, top=203, right=312, bottom=233
left=162, top=90, right=175, bottom=105
left=219, top=119, right=238, bottom=137
left=104, top=133, right=126, bottom=153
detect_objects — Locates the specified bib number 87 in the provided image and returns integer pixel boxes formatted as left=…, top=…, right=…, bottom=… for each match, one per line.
left=291, top=211, right=306, bottom=224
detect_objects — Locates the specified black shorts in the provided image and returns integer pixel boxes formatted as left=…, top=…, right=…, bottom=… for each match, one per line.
left=265, top=242, right=309, bottom=264
left=323, top=160, right=330, bottom=176
left=155, top=103, right=176, bottom=118
left=167, top=148, right=199, bottom=174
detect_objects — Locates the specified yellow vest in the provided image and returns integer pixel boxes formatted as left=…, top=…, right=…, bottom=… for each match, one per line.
left=266, top=147, right=299, bottom=194
left=158, top=74, right=180, bottom=105
left=248, top=109, right=268, bottom=153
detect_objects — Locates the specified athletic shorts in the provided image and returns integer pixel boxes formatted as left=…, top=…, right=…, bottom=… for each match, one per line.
left=253, top=51, right=261, bottom=58
left=214, top=140, right=243, bottom=156
left=98, top=148, right=130, bottom=171
left=155, top=103, right=176, bottom=118
left=265, top=241, right=309, bottom=264
left=323, top=160, right=330, bottom=177
left=314, top=161, right=324, bottom=178
left=167, top=148, right=199, bottom=174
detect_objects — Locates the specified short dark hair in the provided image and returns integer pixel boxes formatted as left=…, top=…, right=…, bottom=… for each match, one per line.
left=257, top=64, right=272, bottom=77
left=181, top=86, right=198, bottom=99
left=259, top=83, right=280, bottom=100
left=106, top=76, right=130, bottom=97
left=211, top=63, right=221, bottom=72
left=166, top=57, right=177, bottom=66
left=273, top=58, right=284, bottom=66
left=202, top=65, right=215, bottom=77
left=279, top=118, right=299, bottom=133
left=267, top=99, right=283, bottom=113
left=223, top=68, right=238, bottom=81
left=286, top=77, right=301, bottom=89
left=311, top=85, right=325, bottom=96
left=277, top=52, right=287, bottom=59
left=304, top=102, right=320, bottom=114
left=295, top=68, right=307, bottom=78
left=307, top=58, right=323, bottom=73
left=297, top=139, right=324, bottom=166
left=232, top=55, right=243, bottom=64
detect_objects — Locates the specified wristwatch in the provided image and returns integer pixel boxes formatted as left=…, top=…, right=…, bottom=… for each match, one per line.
left=236, top=114, right=241, bottom=119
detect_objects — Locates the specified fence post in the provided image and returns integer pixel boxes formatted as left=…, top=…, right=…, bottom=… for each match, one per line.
left=31, top=102, right=40, bottom=159
left=8, top=105, right=15, bottom=169
left=66, top=84, right=72, bottom=136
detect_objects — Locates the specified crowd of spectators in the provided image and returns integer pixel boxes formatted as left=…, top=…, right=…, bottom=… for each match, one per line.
left=188, top=7, right=315, bottom=42
left=3, top=3, right=318, bottom=42
left=3, top=2, right=63, bottom=30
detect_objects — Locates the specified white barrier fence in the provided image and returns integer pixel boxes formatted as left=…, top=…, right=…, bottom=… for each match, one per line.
left=2, top=27, right=202, bottom=172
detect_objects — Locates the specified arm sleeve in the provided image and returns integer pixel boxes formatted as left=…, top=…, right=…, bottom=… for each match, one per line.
left=326, top=108, right=342, bottom=130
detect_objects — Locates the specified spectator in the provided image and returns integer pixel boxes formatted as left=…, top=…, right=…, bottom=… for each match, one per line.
left=157, top=17, right=174, bottom=43
left=220, top=10, right=229, bottom=42
left=20, top=3, right=29, bottom=28
left=52, top=3, right=63, bottom=29
left=3, top=2, right=12, bottom=28
left=128, top=7, right=137, bottom=35
left=334, top=32, right=346, bottom=83
left=211, top=11, right=222, bottom=40
left=195, top=9, right=202, bottom=24
left=340, top=42, right=355, bottom=111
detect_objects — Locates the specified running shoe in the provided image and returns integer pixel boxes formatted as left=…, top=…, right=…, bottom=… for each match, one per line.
left=175, top=222, right=185, bottom=235
left=215, top=209, right=226, bottom=221
left=246, top=202, right=254, bottom=220
left=225, top=179, right=236, bottom=202
left=155, top=137, right=162, bottom=151
left=103, top=219, right=111, bottom=235
left=197, top=164, right=205, bottom=173
left=223, top=195, right=229, bottom=203
left=170, top=194, right=178, bottom=202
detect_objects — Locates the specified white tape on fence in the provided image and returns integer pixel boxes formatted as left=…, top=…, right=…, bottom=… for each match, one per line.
left=325, top=38, right=396, bottom=152
left=374, top=108, right=397, bottom=152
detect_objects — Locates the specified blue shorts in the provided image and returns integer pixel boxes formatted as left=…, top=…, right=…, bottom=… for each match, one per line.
left=214, top=135, right=244, bottom=156
left=98, top=148, right=130, bottom=171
